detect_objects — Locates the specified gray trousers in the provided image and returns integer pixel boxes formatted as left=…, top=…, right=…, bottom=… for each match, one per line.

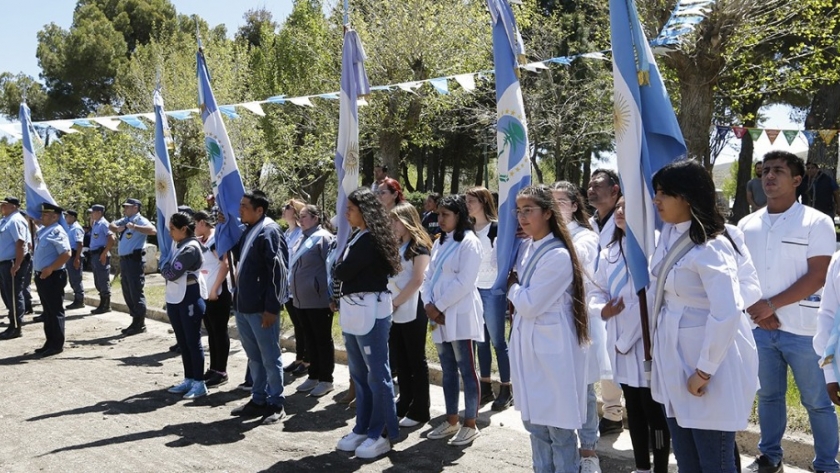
left=90, top=250, right=110, bottom=297
left=120, top=256, right=146, bottom=322
left=67, top=251, right=84, bottom=302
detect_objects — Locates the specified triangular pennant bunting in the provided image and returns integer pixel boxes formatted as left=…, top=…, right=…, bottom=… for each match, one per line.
left=802, top=130, right=817, bottom=146
left=453, top=74, right=476, bottom=92
left=732, top=126, right=747, bottom=139
left=819, top=129, right=837, bottom=145
left=782, top=130, right=799, bottom=146
left=765, top=129, right=780, bottom=145
left=429, top=78, right=450, bottom=95
left=748, top=128, right=764, bottom=142
left=715, top=125, right=730, bottom=141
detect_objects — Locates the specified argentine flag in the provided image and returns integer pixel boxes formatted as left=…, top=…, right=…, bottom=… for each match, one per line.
left=198, top=49, right=245, bottom=257
left=610, top=0, right=686, bottom=292
left=153, top=88, right=179, bottom=268
left=20, top=102, right=66, bottom=229
left=333, top=29, right=370, bottom=259
left=488, top=0, right=531, bottom=294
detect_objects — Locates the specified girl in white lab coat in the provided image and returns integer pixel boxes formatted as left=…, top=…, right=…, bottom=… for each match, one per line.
left=649, top=160, right=759, bottom=473
left=550, top=181, right=606, bottom=472
left=508, top=184, right=589, bottom=473
left=421, top=194, right=485, bottom=446
left=590, top=197, right=669, bottom=473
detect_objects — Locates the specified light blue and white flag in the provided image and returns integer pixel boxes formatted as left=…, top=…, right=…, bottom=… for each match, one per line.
left=153, top=88, right=179, bottom=269
left=20, top=102, right=66, bottom=229
left=198, top=48, right=245, bottom=258
left=487, top=0, right=531, bottom=294
left=333, top=28, right=370, bottom=260
left=610, top=0, right=686, bottom=292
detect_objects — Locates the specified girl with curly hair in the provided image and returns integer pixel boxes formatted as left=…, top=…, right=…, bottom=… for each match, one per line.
left=334, top=187, right=402, bottom=459
left=508, top=184, right=589, bottom=472
left=422, top=195, right=485, bottom=446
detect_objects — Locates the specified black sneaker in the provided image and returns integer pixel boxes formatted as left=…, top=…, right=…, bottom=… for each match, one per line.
left=231, top=400, right=266, bottom=417
left=283, top=361, right=300, bottom=373
left=752, top=455, right=783, bottom=473
left=598, top=418, right=623, bottom=436
left=206, top=371, right=229, bottom=388
left=291, top=363, right=308, bottom=377
left=261, top=404, right=285, bottom=425
left=237, top=381, right=253, bottom=392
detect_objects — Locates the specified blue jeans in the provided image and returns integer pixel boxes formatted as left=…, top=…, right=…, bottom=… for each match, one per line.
left=344, top=316, right=399, bottom=440
left=235, top=311, right=285, bottom=407
left=523, top=420, right=580, bottom=473
left=476, top=288, right=511, bottom=382
left=754, top=328, right=839, bottom=472
left=437, top=339, right=480, bottom=420
left=666, top=417, right=736, bottom=473
left=167, top=284, right=206, bottom=380
left=577, top=383, right=599, bottom=451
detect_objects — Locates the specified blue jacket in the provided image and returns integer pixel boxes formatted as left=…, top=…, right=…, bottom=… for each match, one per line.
left=232, top=217, right=289, bottom=315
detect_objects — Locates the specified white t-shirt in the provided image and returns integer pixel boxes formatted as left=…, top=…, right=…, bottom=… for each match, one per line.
left=738, top=202, right=836, bottom=336
left=474, top=222, right=498, bottom=289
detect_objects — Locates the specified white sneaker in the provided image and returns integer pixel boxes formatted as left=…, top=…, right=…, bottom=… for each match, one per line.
left=579, top=456, right=601, bottom=473
left=336, top=432, right=368, bottom=452
left=426, top=421, right=461, bottom=440
left=448, top=426, right=480, bottom=446
left=355, top=437, right=390, bottom=459
left=399, top=417, right=422, bottom=427
left=309, top=382, right=334, bottom=398
left=296, top=378, right=319, bottom=392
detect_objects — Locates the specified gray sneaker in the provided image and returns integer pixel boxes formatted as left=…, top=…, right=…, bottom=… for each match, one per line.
left=296, top=378, right=319, bottom=392
left=309, top=382, right=334, bottom=398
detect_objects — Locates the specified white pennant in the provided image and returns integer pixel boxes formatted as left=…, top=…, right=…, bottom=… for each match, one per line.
left=239, top=102, right=266, bottom=116
left=454, top=74, right=476, bottom=91
left=93, top=118, right=122, bottom=131
left=289, top=97, right=314, bottom=107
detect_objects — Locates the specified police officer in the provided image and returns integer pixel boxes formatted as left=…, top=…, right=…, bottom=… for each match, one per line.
left=64, top=210, right=85, bottom=310
left=33, top=203, right=71, bottom=356
left=0, top=196, right=31, bottom=340
left=110, top=198, right=156, bottom=335
left=88, top=204, right=114, bottom=315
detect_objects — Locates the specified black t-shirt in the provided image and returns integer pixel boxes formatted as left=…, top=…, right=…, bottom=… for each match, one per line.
left=334, top=231, right=391, bottom=296
left=421, top=211, right=441, bottom=237
left=798, top=171, right=838, bottom=216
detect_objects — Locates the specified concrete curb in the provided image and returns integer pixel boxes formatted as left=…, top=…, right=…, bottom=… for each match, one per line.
left=68, top=292, right=822, bottom=470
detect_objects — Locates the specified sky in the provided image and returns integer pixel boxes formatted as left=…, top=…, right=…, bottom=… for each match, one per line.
left=0, top=1, right=808, bottom=168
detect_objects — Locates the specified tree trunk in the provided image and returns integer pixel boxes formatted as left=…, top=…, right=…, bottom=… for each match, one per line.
left=435, top=155, right=446, bottom=195
left=730, top=99, right=763, bottom=223
left=450, top=149, right=462, bottom=194
left=674, top=65, right=716, bottom=169
left=415, top=149, right=425, bottom=192
left=301, top=172, right=328, bottom=206
left=530, top=144, right=543, bottom=184
left=805, top=82, right=840, bottom=172
left=360, top=147, right=374, bottom=187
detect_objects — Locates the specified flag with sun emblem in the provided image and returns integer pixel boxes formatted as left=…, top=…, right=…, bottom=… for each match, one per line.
left=198, top=48, right=245, bottom=258
left=487, top=0, right=531, bottom=294
left=20, top=102, right=65, bottom=229
left=610, top=0, right=686, bottom=291
left=333, top=28, right=370, bottom=259
left=153, top=88, right=179, bottom=268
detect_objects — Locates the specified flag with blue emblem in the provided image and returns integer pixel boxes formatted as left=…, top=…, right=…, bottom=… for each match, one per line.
left=610, top=0, right=686, bottom=292
left=153, top=88, right=179, bottom=268
left=20, top=102, right=66, bottom=229
left=198, top=48, right=245, bottom=257
left=333, top=28, right=370, bottom=259
left=487, top=0, right=531, bottom=294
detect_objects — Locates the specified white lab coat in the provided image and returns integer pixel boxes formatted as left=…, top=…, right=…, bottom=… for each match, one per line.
left=814, top=251, right=840, bottom=383
left=570, top=222, right=611, bottom=384
left=508, top=235, right=587, bottom=429
left=421, top=231, right=485, bottom=344
left=650, top=222, right=760, bottom=431
left=590, top=239, right=646, bottom=387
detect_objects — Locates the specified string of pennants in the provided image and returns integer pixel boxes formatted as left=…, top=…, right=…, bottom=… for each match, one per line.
left=714, top=125, right=838, bottom=147
left=0, top=0, right=713, bottom=140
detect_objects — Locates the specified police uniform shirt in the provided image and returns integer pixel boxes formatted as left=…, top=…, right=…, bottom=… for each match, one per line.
left=0, top=211, right=30, bottom=261
left=34, top=222, right=70, bottom=271
left=68, top=221, right=84, bottom=250
left=114, top=214, right=151, bottom=256
left=90, top=217, right=111, bottom=251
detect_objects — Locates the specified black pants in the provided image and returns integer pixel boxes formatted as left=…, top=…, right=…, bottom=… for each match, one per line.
left=621, top=384, right=670, bottom=472
left=35, top=269, right=67, bottom=349
left=0, top=256, right=30, bottom=327
left=286, top=301, right=308, bottom=363
left=297, top=307, right=334, bottom=382
left=390, top=301, right=430, bottom=422
left=203, top=284, right=231, bottom=373
left=120, top=256, right=146, bottom=323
